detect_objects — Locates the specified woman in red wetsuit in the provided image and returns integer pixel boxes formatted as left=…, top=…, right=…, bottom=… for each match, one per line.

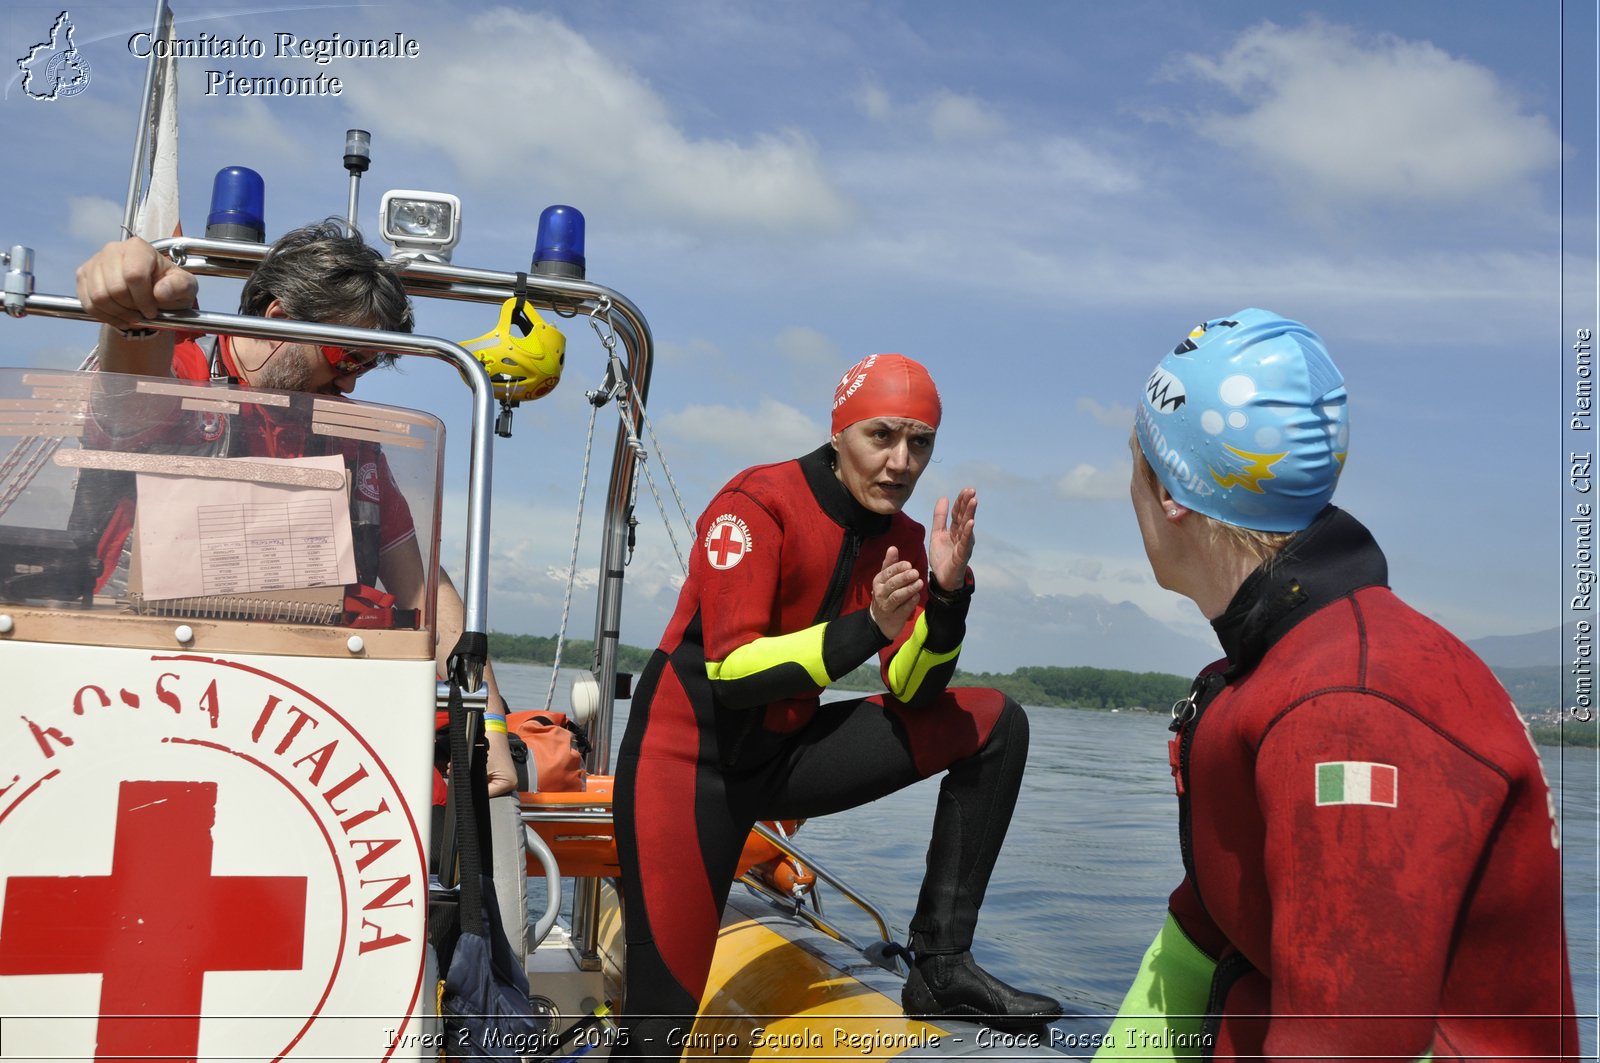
left=613, top=354, right=1060, bottom=1052
left=1099, top=310, right=1578, bottom=1062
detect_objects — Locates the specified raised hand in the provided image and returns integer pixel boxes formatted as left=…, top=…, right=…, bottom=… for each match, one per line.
left=928, top=487, right=977, bottom=592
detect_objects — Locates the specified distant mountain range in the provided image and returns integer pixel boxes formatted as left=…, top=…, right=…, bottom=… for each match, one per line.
left=1465, top=627, right=1561, bottom=669
left=1465, top=628, right=1563, bottom=718
left=963, top=591, right=1220, bottom=677
left=963, top=604, right=1571, bottom=717
left=966, top=592, right=1565, bottom=679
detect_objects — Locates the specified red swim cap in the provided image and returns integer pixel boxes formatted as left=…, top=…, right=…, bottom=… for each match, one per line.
left=830, top=353, right=942, bottom=435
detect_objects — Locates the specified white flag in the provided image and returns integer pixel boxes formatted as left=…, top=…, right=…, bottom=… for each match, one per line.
left=132, top=15, right=180, bottom=240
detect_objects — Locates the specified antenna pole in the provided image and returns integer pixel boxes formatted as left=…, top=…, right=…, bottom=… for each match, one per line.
left=344, top=129, right=372, bottom=232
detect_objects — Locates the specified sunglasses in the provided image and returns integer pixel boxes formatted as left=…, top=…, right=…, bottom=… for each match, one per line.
left=319, top=345, right=385, bottom=378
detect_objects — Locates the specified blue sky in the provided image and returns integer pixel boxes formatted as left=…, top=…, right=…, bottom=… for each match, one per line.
left=0, top=1, right=1591, bottom=674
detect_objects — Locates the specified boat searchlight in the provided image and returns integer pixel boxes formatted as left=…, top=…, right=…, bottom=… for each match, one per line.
left=379, top=189, right=461, bottom=263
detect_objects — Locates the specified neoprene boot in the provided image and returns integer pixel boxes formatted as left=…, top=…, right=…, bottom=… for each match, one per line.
left=902, top=948, right=1063, bottom=1029
left=901, top=699, right=1061, bottom=1027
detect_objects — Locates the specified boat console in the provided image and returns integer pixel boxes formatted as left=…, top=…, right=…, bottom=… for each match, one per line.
left=0, top=365, right=444, bottom=656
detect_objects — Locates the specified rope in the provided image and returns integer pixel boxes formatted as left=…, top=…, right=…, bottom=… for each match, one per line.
left=618, top=366, right=696, bottom=573
left=608, top=353, right=689, bottom=576
left=542, top=395, right=603, bottom=716
left=542, top=301, right=699, bottom=713
left=587, top=299, right=695, bottom=574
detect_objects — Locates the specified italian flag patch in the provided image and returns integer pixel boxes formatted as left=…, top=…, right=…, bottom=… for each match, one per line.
left=1315, top=761, right=1398, bottom=808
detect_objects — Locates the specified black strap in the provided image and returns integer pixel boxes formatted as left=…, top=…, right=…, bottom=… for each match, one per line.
left=529, top=713, right=592, bottom=756
left=449, top=631, right=489, bottom=689
left=444, top=671, right=495, bottom=936
left=510, top=272, right=534, bottom=336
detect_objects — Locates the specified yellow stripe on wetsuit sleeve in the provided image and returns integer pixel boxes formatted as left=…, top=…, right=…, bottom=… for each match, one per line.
left=706, top=621, right=832, bottom=689
left=886, top=613, right=961, bottom=703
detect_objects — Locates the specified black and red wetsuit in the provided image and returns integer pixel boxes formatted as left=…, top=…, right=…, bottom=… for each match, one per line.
left=1099, top=507, right=1579, bottom=1061
left=613, top=444, right=1029, bottom=1049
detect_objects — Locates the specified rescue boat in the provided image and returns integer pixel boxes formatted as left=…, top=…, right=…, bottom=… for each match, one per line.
left=0, top=3, right=1060, bottom=1060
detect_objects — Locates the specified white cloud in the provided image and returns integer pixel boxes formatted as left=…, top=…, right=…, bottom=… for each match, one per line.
left=335, top=8, right=850, bottom=232
left=442, top=487, right=689, bottom=644
left=65, top=196, right=123, bottom=243
left=843, top=103, right=1136, bottom=210
left=818, top=50, right=1549, bottom=339
left=929, top=91, right=1006, bottom=142
left=1180, top=20, right=1561, bottom=205
left=542, top=565, right=596, bottom=592
left=772, top=326, right=843, bottom=376
left=1056, top=460, right=1130, bottom=501
left=855, top=83, right=893, bottom=122
left=653, top=336, right=734, bottom=377
left=852, top=83, right=1018, bottom=145
left=1067, top=558, right=1108, bottom=581
left=1078, top=397, right=1134, bottom=429
left=181, top=81, right=310, bottom=172
left=1029, top=137, right=1141, bottom=197
left=832, top=134, right=1141, bottom=266
left=662, top=397, right=825, bottom=465
left=854, top=228, right=1552, bottom=344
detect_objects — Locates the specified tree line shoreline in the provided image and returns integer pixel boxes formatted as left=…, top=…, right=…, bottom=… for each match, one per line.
left=486, top=632, right=1595, bottom=748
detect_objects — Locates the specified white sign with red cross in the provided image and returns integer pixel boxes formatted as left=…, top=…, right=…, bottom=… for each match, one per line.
left=703, top=513, right=754, bottom=571
left=0, top=643, right=438, bottom=1060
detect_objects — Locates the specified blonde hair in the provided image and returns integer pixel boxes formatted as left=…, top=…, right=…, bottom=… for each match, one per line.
left=1134, top=448, right=1294, bottom=568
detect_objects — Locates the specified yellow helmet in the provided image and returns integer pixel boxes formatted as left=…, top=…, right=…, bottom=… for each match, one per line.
left=461, top=295, right=565, bottom=402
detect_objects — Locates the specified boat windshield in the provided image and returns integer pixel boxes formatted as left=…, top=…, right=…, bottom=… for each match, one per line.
left=0, top=366, right=443, bottom=658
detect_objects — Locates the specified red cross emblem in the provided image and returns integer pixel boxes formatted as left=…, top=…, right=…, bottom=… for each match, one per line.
left=0, top=779, right=307, bottom=1058
left=705, top=515, right=750, bottom=570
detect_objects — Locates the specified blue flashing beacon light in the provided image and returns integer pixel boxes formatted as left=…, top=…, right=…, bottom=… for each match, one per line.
left=206, top=166, right=265, bottom=243
left=532, top=205, right=585, bottom=279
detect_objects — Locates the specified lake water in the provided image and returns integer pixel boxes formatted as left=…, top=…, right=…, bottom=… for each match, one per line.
left=497, top=662, right=1599, bottom=1055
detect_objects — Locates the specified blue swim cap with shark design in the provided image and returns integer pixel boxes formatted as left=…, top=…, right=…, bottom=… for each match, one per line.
left=1134, top=309, right=1348, bottom=533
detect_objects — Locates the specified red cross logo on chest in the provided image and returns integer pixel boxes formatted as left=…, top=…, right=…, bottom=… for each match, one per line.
left=0, top=779, right=307, bottom=1058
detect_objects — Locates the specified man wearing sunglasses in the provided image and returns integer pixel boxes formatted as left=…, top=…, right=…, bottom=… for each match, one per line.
left=79, top=222, right=405, bottom=393
left=74, top=222, right=519, bottom=797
